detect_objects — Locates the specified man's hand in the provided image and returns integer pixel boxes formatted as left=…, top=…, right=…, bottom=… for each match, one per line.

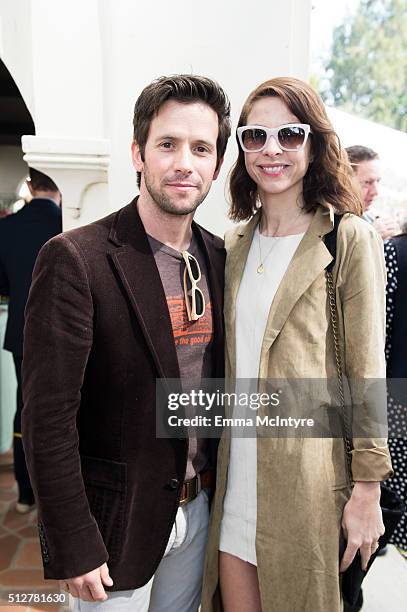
left=372, top=215, right=401, bottom=239
left=59, top=563, right=113, bottom=602
left=339, top=482, right=384, bottom=573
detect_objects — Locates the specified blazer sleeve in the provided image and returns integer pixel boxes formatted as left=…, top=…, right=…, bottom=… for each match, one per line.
left=0, top=267, right=9, bottom=296
left=338, top=217, right=393, bottom=482
left=0, top=247, right=9, bottom=295
left=22, top=234, right=108, bottom=579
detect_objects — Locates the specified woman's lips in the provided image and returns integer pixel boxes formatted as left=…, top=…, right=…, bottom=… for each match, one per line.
left=259, top=164, right=288, bottom=177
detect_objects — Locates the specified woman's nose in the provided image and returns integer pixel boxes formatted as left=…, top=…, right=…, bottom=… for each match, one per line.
left=262, top=135, right=283, bottom=156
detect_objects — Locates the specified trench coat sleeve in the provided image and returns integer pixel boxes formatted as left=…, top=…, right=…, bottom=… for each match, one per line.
left=338, top=218, right=393, bottom=482
left=21, top=235, right=108, bottom=579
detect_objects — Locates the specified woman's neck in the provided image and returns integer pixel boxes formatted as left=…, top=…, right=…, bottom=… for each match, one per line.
left=259, top=192, right=313, bottom=237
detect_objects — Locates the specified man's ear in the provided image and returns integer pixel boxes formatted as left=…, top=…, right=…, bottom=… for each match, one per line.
left=213, top=157, right=224, bottom=180
left=131, top=141, right=144, bottom=173
left=26, top=180, right=34, bottom=196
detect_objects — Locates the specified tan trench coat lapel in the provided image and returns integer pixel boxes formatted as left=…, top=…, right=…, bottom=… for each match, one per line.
left=226, top=206, right=336, bottom=379
left=259, top=205, right=335, bottom=374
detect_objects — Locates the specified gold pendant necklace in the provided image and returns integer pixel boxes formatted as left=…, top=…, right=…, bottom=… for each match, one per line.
left=257, top=208, right=304, bottom=274
left=257, top=233, right=280, bottom=274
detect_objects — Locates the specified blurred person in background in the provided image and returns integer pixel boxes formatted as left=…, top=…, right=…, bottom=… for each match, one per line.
left=0, top=168, right=62, bottom=513
left=346, top=145, right=400, bottom=239
left=384, top=216, right=407, bottom=559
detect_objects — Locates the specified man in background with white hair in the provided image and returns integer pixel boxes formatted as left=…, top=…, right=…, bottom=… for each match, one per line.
left=346, top=145, right=400, bottom=239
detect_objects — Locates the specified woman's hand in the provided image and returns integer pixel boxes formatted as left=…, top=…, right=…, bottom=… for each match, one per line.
left=339, top=482, right=384, bottom=572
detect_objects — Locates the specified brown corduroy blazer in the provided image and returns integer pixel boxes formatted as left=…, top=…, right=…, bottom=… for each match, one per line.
left=21, top=199, right=225, bottom=590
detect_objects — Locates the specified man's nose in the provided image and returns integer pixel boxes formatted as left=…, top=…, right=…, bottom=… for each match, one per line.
left=174, top=146, right=193, bottom=173
left=370, top=182, right=379, bottom=199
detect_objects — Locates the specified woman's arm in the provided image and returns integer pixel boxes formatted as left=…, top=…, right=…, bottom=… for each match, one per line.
left=336, top=217, right=393, bottom=571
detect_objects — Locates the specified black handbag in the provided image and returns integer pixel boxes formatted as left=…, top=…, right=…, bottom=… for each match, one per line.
left=324, top=215, right=405, bottom=608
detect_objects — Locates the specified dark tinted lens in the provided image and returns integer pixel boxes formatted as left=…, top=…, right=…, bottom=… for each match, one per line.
left=242, top=128, right=267, bottom=150
left=195, top=290, right=204, bottom=315
left=278, top=126, right=305, bottom=150
left=188, top=257, right=200, bottom=280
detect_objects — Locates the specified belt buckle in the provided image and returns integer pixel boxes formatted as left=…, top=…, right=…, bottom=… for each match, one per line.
left=179, top=477, right=199, bottom=506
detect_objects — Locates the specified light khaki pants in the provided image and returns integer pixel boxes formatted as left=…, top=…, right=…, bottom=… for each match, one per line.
left=73, top=489, right=209, bottom=612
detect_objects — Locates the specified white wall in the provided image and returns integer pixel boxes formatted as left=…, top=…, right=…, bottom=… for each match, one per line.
left=0, top=0, right=105, bottom=138
left=98, top=0, right=312, bottom=235
left=30, top=0, right=105, bottom=139
left=0, top=0, right=312, bottom=235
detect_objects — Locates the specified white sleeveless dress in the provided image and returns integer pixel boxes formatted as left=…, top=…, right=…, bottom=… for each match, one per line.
left=219, top=227, right=304, bottom=564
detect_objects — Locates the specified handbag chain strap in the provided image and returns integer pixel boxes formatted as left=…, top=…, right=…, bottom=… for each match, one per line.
left=326, top=268, right=353, bottom=481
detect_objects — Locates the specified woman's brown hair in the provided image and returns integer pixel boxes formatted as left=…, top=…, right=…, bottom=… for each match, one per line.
left=229, top=77, right=362, bottom=222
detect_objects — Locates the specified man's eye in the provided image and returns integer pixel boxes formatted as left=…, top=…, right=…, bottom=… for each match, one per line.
left=160, top=142, right=173, bottom=149
left=196, top=146, right=209, bottom=153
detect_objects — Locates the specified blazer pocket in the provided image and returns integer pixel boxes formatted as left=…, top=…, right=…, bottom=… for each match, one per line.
left=81, top=455, right=127, bottom=561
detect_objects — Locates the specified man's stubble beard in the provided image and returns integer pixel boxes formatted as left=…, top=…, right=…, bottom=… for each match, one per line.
left=143, top=167, right=210, bottom=217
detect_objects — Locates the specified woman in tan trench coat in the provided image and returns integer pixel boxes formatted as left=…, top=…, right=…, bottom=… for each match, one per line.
left=201, top=78, right=393, bottom=612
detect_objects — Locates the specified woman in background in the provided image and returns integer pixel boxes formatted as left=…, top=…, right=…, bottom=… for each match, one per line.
left=385, top=221, right=407, bottom=558
left=202, top=77, right=393, bottom=612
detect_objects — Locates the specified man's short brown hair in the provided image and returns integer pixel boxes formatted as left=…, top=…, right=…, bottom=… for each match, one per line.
left=29, top=168, right=59, bottom=192
left=133, top=74, right=231, bottom=187
left=345, top=145, right=379, bottom=167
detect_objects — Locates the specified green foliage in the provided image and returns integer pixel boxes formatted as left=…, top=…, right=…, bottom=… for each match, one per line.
left=322, top=0, right=407, bottom=131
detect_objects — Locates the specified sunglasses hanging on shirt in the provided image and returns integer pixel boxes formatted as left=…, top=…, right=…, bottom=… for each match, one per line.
left=181, top=251, right=206, bottom=321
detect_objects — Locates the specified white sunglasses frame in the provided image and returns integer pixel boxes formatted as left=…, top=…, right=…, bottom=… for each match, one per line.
left=237, top=123, right=312, bottom=153
left=181, top=251, right=205, bottom=322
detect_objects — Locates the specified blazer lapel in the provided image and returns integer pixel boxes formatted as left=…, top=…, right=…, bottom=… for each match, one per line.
left=192, top=222, right=225, bottom=379
left=108, top=200, right=180, bottom=380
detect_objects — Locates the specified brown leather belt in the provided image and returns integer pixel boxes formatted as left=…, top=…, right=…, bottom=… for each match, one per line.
left=179, top=470, right=215, bottom=506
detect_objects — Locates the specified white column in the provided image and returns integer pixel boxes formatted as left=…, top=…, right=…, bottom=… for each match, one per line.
left=30, top=0, right=104, bottom=139
left=22, top=136, right=110, bottom=229
left=21, top=0, right=109, bottom=228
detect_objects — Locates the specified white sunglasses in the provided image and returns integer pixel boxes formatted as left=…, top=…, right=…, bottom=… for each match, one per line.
left=237, top=123, right=312, bottom=153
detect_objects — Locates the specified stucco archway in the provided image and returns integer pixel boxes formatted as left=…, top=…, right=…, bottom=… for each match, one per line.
left=0, top=58, right=34, bottom=213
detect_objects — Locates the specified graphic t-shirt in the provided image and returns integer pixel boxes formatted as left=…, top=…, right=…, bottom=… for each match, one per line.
left=148, top=233, right=213, bottom=479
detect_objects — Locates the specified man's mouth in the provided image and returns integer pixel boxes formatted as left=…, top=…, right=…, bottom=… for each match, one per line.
left=166, top=182, right=197, bottom=189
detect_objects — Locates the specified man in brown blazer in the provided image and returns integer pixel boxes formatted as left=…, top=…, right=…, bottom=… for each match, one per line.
left=22, top=75, right=230, bottom=611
